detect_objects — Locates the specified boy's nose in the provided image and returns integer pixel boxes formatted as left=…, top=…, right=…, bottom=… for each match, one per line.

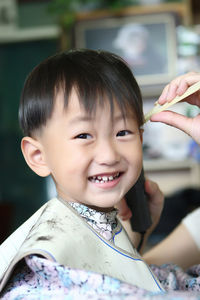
left=95, top=140, right=120, bottom=166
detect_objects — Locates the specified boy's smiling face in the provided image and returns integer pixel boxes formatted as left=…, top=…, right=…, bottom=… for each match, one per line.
left=35, top=89, right=143, bottom=210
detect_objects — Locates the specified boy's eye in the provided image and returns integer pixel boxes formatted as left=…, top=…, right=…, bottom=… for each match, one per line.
left=75, top=133, right=92, bottom=139
left=117, top=130, right=131, bottom=137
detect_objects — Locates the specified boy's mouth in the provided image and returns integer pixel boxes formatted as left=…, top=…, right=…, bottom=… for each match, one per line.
left=88, top=172, right=121, bottom=183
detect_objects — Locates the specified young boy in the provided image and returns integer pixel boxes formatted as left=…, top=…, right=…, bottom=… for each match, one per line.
left=0, top=49, right=163, bottom=296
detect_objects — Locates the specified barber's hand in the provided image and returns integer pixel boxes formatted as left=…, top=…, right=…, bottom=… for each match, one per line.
left=151, top=72, right=200, bottom=145
left=117, top=179, right=164, bottom=227
left=144, top=179, right=164, bottom=228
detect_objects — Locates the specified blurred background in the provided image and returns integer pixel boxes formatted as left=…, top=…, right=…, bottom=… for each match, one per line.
left=0, top=0, right=200, bottom=245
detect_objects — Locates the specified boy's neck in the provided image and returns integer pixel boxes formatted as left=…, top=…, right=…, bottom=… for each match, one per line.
left=86, top=204, right=114, bottom=213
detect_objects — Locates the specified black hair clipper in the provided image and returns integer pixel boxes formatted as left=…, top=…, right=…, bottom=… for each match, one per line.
left=125, top=168, right=152, bottom=233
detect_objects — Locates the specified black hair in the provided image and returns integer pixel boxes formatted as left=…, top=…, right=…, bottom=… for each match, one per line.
left=19, top=49, right=144, bottom=136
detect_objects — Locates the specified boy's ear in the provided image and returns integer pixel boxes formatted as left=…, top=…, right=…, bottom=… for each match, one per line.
left=21, top=137, right=51, bottom=177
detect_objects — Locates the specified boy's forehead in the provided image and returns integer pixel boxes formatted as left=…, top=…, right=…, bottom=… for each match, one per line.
left=54, top=88, right=137, bottom=122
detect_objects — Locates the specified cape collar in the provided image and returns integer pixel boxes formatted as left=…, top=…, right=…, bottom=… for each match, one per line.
left=68, top=202, right=118, bottom=241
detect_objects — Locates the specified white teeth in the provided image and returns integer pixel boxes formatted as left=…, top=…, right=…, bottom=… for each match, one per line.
left=90, top=173, right=120, bottom=183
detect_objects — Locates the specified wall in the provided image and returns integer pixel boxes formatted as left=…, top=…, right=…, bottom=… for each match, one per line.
left=0, top=1, right=59, bottom=240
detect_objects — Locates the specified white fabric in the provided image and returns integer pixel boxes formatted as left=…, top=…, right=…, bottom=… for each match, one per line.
left=182, top=208, right=200, bottom=250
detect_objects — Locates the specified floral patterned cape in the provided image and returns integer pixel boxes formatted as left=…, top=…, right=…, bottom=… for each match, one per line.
left=1, top=255, right=200, bottom=300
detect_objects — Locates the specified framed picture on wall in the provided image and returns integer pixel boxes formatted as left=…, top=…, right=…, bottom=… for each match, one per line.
left=74, top=12, right=177, bottom=93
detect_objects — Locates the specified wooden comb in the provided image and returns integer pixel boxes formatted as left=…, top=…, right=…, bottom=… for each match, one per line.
left=144, top=81, right=200, bottom=123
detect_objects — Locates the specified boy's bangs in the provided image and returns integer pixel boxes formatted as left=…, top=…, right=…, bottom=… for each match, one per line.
left=61, top=73, right=143, bottom=125
left=75, top=84, right=131, bottom=121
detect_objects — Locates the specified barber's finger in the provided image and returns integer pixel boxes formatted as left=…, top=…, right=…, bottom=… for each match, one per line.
left=145, top=179, right=164, bottom=208
left=165, top=82, right=179, bottom=102
left=151, top=110, right=192, bottom=135
left=158, top=72, right=200, bottom=104
left=158, top=75, right=186, bottom=104
left=158, top=84, right=170, bottom=104
left=145, top=179, right=159, bottom=198
left=116, top=198, right=132, bottom=220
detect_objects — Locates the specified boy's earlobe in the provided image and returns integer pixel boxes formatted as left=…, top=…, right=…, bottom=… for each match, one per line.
left=21, top=137, right=50, bottom=177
